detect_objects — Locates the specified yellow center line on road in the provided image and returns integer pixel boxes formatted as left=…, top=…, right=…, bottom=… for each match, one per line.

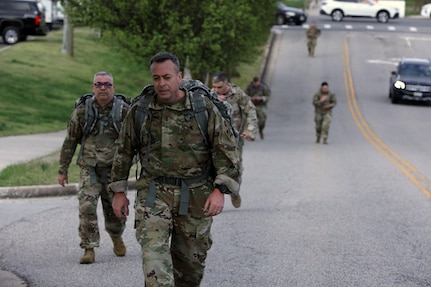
left=342, top=36, right=431, bottom=199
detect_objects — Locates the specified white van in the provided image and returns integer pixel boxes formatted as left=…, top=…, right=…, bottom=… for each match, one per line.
left=39, top=0, right=64, bottom=30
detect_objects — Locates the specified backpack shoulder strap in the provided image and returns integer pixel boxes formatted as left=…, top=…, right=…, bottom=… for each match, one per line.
left=182, top=79, right=239, bottom=145
left=83, top=94, right=97, bottom=137
left=111, top=94, right=130, bottom=134
left=189, top=92, right=210, bottom=145
left=134, top=85, right=155, bottom=168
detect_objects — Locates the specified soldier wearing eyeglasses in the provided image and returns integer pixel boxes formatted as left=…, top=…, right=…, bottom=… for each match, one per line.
left=57, top=71, right=130, bottom=264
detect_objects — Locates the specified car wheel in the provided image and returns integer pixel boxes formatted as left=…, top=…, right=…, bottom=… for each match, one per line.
left=377, top=11, right=389, bottom=23
left=276, top=15, right=285, bottom=25
left=331, top=10, right=344, bottom=22
left=2, top=26, right=20, bottom=45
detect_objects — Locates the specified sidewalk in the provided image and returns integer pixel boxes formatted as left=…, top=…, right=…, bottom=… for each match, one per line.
left=0, top=130, right=73, bottom=199
left=0, top=130, right=66, bottom=171
left=0, top=130, right=68, bottom=286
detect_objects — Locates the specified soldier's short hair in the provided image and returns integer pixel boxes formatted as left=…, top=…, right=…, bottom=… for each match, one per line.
left=94, top=71, right=114, bottom=84
left=212, top=71, right=229, bottom=84
left=150, top=52, right=181, bottom=73
left=321, top=81, right=328, bottom=87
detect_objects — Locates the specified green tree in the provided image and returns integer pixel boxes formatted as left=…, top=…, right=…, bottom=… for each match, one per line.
left=66, top=0, right=276, bottom=80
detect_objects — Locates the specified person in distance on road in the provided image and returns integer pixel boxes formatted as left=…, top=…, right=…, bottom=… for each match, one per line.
left=312, top=81, right=337, bottom=144
left=245, top=76, right=271, bottom=140
left=306, top=21, right=321, bottom=57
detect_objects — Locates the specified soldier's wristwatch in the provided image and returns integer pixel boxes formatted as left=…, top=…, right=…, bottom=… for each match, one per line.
left=215, top=184, right=230, bottom=194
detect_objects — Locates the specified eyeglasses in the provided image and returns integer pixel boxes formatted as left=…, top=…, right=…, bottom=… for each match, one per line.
left=93, top=82, right=113, bottom=88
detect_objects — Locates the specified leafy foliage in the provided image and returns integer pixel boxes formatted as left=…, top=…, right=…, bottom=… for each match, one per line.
left=66, top=0, right=276, bottom=80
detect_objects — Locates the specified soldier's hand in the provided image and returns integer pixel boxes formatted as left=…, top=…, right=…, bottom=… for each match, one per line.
left=203, top=189, right=225, bottom=217
left=57, top=174, right=68, bottom=187
left=112, top=192, right=129, bottom=221
left=324, top=104, right=333, bottom=110
left=319, top=95, right=328, bottom=102
left=252, top=95, right=263, bottom=102
left=241, top=133, right=254, bottom=141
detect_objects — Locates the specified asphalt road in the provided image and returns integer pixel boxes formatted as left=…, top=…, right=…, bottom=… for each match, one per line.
left=2, top=11, right=431, bottom=287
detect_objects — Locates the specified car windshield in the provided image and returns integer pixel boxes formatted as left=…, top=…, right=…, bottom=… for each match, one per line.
left=399, top=63, right=431, bottom=77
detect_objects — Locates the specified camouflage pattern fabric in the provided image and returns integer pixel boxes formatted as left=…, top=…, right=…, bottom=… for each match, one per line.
left=78, top=165, right=125, bottom=248
left=59, top=98, right=129, bottom=248
left=135, top=184, right=213, bottom=287
left=245, top=82, right=271, bottom=131
left=109, top=89, right=240, bottom=286
left=223, top=83, right=257, bottom=150
left=306, top=26, right=321, bottom=56
left=59, top=99, right=129, bottom=171
left=312, top=90, right=336, bottom=140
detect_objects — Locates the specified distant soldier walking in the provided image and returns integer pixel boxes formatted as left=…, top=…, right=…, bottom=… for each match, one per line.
left=312, top=82, right=336, bottom=144
left=245, top=76, right=271, bottom=140
left=306, top=21, right=321, bottom=57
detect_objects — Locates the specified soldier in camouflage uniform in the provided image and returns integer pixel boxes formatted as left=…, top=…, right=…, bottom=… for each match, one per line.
left=57, top=71, right=129, bottom=264
left=245, top=76, right=271, bottom=140
left=109, top=52, right=240, bottom=287
left=312, top=82, right=337, bottom=144
left=306, top=21, right=321, bottom=57
left=211, top=71, right=257, bottom=208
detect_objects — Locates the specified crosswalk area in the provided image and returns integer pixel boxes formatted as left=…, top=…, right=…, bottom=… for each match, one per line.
left=277, top=23, right=431, bottom=33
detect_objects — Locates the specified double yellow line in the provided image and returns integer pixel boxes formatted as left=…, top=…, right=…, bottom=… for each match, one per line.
left=342, top=36, right=431, bottom=199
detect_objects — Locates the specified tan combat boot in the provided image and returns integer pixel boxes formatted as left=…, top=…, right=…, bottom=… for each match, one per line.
left=111, top=235, right=126, bottom=256
left=323, top=138, right=328, bottom=144
left=259, top=129, right=264, bottom=140
left=80, top=248, right=95, bottom=264
left=316, top=137, right=320, bottom=143
left=231, top=194, right=241, bottom=208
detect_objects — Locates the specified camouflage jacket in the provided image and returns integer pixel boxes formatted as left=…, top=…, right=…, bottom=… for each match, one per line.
left=245, top=82, right=271, bottom=106
left=109, top=90, right=241, bottom=193
left=58, top=98, right=130, bottom=174
left=220, top=84, right=257, bottom=140
left=306, top=27, right=321, bottom=40
left=312, top=90, right=337, bottom=114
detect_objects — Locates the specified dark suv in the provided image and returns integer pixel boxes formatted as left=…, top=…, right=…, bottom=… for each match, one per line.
left=0, top=0, right=49, bottom=45
left=389, top=58, right=431, bottom=104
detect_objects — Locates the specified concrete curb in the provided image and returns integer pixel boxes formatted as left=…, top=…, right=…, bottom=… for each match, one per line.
left=0, top=270, right=28, bottom=287
left=0, top=179, right=136, bottom=199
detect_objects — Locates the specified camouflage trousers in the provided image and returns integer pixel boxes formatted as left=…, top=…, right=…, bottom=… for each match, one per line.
left=78, top=165, right=125, bottom=249
left=134, top=182, right=213, bottom=287
left=307, top=39, right=317, bottom=56
left=314, top=112, right=332, bottom=140
left=255, top=105, right=268, bottom=131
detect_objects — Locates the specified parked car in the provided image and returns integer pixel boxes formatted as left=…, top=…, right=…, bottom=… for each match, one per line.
left=0, top=0, right=49, bottom=45
left=276, top=2, right=307, bottom=25
left=320, top=0, right=399, bottom=23
left=389, top=58, right=431, bottom=104
left=421, top=3, right=431, bottom=18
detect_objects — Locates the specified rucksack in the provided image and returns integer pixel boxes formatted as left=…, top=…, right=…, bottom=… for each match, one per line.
left=74, top=93, right=131, bottom=160
left=74, top=93, right=131, bottom=137
left=131, top=79, right=238, bottom=170
left=133, top=79, right=239, bottom=147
